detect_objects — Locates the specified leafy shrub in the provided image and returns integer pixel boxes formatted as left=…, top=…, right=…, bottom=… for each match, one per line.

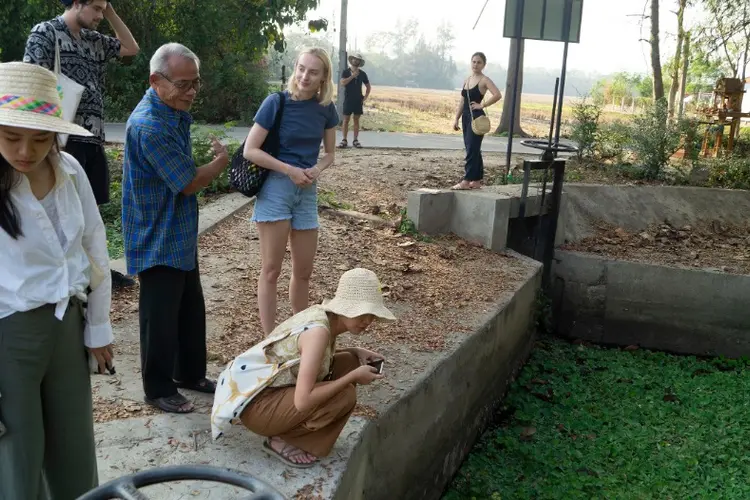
left=629, top=99, right=681, bottom=179
left=569, top=98, right=601, bottom=160
left=190, top=125, right=242, bottom=196
left=596, top=120, right=630, bottom=162
left=705, top=156, right=750, bottom=190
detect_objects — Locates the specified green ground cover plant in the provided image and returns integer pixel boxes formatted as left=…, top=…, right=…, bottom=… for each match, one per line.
left=444, top=336, right=750, bottom=500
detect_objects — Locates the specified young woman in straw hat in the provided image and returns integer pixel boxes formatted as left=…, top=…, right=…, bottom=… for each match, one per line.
left=211, top=268, right=395, bottom=468
left=0, top=61, right=113, bottom=498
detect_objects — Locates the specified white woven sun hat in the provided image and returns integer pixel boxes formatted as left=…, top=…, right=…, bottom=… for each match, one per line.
left=322, top=268, right=396, bottom=321
left=0, top=62, right=92, bottom=137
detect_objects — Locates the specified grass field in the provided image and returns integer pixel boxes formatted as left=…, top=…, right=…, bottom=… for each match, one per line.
left=339, top=86, right=631, bottom=137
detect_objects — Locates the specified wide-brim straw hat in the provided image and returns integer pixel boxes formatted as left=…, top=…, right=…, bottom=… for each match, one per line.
left=322, top=268, right=396, bottom=321
left=0, top=62, right=92, bottom=137
left=348, top=53, right=365, bottom=67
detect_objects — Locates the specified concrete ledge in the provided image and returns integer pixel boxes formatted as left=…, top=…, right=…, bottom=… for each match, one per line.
left=407, top=189, right=454, bottom=234
left=553, top=250, right=750, bottom=357
left=407, top=186, right=557, bottom=253
left=110, top=192, right=254, bottom=275
left=334, top=254, right=542, bottom=500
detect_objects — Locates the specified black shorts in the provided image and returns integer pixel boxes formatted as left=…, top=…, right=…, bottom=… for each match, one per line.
left=64, top=140, right=110, bottom=205
left=343, top=98, right=364, bottom=116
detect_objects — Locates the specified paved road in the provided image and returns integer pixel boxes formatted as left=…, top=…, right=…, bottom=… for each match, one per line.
left=103, top=123, right=572, bottom=155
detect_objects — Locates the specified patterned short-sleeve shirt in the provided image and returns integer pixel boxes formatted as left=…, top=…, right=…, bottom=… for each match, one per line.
left=23, top=16, right=121, bottom=144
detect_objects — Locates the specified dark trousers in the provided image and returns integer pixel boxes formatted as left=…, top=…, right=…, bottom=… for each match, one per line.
left=138, top=259, right=207, bottom=400
left=462, top=109, right=485, bottom=181
left=64, top=140, right=110, bottom=205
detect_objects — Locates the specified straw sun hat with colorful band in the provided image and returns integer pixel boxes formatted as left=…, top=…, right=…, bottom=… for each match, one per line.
left=322, top=268, right=396, bottom=321
left=0, top=62, right=92, bottom=137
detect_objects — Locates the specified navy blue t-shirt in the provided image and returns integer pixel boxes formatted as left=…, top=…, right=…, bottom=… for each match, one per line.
left=253, top=91, right=339, bottom=169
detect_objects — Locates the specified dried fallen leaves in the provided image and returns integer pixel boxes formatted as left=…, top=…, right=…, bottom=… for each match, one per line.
left=199, top=206, right=532, bottom=362
left=294, top=478, right=325, bottom=500
left=93, top=396, right=159, bottom=423
left=563, top=220, right=750, bottom=275
left=353, top=404, right=378, bottom=420
left=111, top=283, right=139, bottom=324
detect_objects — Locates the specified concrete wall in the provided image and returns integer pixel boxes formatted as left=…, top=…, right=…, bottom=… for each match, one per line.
left=407, top=185, right=564, bottom=254
left=553, top=250, right=750, bottom=357
left=334, top=256, right=542, bottom=500
left=559, top=184, right=750, bottom=244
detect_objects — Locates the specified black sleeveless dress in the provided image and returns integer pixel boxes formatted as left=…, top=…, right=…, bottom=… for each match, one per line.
left=460, top=83, right=486, bottom=181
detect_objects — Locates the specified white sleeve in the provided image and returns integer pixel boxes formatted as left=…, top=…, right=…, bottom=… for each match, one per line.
left=65, top=153, right=114, bottom=348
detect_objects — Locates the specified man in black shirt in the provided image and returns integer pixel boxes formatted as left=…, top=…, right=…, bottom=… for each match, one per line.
left=338, top=53, right=371, bottom=148
left=24, top=0, right=140, bottom=289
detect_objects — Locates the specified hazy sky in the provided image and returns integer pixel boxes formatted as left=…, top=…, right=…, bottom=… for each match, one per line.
left=302, top=0, right=701, bottom=76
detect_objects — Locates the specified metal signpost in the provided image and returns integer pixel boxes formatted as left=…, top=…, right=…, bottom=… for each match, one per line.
left=502, top=0, right=584, bottom=288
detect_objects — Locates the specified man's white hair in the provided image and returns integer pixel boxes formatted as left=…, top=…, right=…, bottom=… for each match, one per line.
left=149, top=43, right=200, bottom=75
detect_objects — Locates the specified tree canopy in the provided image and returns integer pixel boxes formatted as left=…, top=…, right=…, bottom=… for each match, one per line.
left=0, top=0, right=320, bottom=122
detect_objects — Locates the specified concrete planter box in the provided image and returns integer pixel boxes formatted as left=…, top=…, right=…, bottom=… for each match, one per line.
left=334, top=260, right=542, bottom=500
left=553, top=250, right=750, bottom=357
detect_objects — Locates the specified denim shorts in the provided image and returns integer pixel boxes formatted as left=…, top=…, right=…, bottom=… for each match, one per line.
left=251, top=171, right=319, bottom=230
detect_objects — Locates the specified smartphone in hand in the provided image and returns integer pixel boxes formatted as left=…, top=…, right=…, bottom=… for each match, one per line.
left=367, top=359, right=384, bottom=375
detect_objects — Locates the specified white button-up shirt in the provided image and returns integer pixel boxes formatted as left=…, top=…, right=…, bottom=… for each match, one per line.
left=0, top=152, right=113, bottom=348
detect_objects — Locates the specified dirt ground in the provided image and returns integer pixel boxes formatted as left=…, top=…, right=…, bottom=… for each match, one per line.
left=562, top=220, right=750, bottom=275
left=316, top=148, right=508, bottom=215
left=102, top=148, right=537, bottom=425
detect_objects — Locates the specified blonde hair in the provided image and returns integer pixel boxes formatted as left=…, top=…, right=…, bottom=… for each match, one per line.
left=287, top=47, right=334, bottom=106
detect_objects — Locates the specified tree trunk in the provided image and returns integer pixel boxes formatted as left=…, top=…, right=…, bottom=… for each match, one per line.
left=336, top=0, right=348, bottom=121
left=677, top=33, right=690, bottom=118
left=650, top=0, right=665, bottom=102
left=668, top=0, right=687, bottom=118
left=496, top=38, right=528, bottom=136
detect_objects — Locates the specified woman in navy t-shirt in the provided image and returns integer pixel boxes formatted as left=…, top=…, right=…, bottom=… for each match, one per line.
left=243, top=47, right=339, bottom=334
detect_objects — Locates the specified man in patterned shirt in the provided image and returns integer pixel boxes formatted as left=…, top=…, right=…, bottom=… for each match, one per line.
left=123, top=43, right=229, bottom=414
left=23, top=0, right=140, bottom=288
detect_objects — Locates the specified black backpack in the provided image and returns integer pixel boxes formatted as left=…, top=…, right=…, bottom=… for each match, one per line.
left=228, top=91, right=285, bottom=198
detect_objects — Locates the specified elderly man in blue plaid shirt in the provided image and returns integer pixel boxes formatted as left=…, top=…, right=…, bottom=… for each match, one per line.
left=122, top=43, right=229, bottom=414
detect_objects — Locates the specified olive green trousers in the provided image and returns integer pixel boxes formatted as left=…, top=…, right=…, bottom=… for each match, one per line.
left=0, top=300, right=98, bottom=500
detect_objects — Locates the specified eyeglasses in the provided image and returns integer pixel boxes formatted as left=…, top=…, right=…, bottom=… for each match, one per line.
left=156, top=72, right=202, bottom=92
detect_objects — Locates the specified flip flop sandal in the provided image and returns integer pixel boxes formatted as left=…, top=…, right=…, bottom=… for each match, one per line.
left=450, top=182, right=472, bottom=190
left=338, top=139, right=348, bottom=148
left=144, top=393, right=194, bottom=414
left=262, top=439, right=318, bottom=469
left=353, top=139, right=362, bottom=148
left=174, top=378, right=217, bottom=394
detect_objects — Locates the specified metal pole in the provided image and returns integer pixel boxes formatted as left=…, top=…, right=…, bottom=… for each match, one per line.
left=505, top=0, right=525, bottom=178
left=548, top=77, right=560, bottom=146
left=542, top=161, right=565, bottom=288
left=336, top=0, right=348, bottom=121
left=552, top=0, right=573, bottom=153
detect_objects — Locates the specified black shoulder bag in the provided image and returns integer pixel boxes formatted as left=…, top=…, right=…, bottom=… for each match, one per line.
left=229, top=91, right=285, bottom=197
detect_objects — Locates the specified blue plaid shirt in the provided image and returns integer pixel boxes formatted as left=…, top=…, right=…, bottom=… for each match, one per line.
left=122, top=88, right=198, bottom=275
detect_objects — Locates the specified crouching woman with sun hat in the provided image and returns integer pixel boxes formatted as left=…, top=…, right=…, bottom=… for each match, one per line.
left=211, top=268, right=395, bottom=468
left=0, top=62, right=114, bottom=498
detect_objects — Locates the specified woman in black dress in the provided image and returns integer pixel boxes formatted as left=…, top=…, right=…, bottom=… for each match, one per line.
left=451, top=52, right=502, bottom=190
